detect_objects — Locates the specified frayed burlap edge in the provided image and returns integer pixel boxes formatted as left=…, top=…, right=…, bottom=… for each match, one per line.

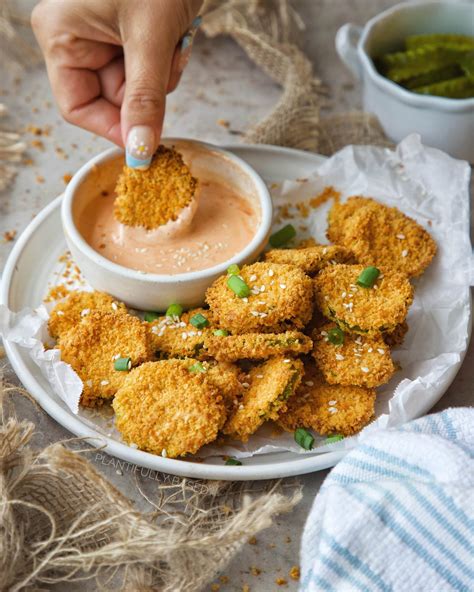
left=0, top=373, right=302, bottom=591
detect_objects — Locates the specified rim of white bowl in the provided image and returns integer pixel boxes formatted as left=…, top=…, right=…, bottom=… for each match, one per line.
left=358, top=0, right=474, bottom=111
left=62, top=138, right=273, bottom=284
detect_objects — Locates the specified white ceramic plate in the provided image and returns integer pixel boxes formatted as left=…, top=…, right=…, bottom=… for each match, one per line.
left=1, top=144, right=470, bottom=480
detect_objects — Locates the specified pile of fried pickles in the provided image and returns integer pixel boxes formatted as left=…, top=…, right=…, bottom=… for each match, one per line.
left=49, top=196, right=437, bottom=461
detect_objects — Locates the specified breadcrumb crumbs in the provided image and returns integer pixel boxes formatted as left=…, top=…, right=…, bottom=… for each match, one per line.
left=248, top=536, right=257, bottom=545
left=62, top=173, right=73, bottom=184
left=3, top=230, right=16, bottom=242
left=276, top=577, right=288, bottom=586
left=250, top=566, right=261, bottom=576
left=289, top=566, right=300, bottom=580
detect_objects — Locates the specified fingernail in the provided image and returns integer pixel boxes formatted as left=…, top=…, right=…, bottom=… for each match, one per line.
left=126, top=125, right=154, bottom=170
left=191, top=15, right=202, bottom=28
left=181, top=33, right=193, bottom=52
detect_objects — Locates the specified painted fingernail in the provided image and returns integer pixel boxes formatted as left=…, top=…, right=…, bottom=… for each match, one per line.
left=191, top=15, right=202, bottom=28
left=126, top=125, right=154, bottom=170
left=181, top=33, right=193, bottom=52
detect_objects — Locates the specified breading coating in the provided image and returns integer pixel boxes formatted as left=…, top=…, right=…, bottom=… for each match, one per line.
left=384, top=320, right=409, bottom=347
left=277, top=364, right=376, bottom=436
left=327, top=196, right=368, bottom=244
left=327, top=197, right=437, bottom=277
left=206, top=331, right=312, bottom=362
left=148, top=308, right=214, bottom=359
left=114, top=145, right=197, bottom=230
left=312, top=323, right=395, bottom=388
left=223, top=357, right=303, bottom=442
left=314, top=264, right=413, bottom=336
left=206, top=262, right=314, bottom=334
left=201, top=360, right=244, bottom=412
left=264, top=244, right=355, bottom=276
left=49, top=290, right=127, bottom=340
left=59, top=311, right=152, bottom=407
left=112, top=360, right=226, bottom=457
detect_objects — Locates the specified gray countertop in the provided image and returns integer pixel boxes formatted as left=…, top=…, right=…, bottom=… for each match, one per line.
left=1, top=1, right=473, bottom=591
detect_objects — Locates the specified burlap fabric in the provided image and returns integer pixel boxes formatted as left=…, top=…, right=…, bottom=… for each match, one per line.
left=1, top=1, right=393, bottom=590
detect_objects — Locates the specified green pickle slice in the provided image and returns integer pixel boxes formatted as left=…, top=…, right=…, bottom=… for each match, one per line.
left=413, top=76, right=474, bottom=99
left=406, top=34, right=474, bottom=51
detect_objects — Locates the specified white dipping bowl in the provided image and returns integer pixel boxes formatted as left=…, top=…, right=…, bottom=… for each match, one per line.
left=62, top=138, right=273, bottom=311
left=336, top=1, right=474, bottom=161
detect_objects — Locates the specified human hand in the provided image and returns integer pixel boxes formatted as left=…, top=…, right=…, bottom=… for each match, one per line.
left=32, top=0, right=202, bottom=169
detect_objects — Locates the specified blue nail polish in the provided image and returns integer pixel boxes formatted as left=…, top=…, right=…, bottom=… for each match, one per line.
left=126, top=153, right=152, bottom=170
left=181, top=34, right=193, bottom=51
left=192, top=15, right=202, bottom=28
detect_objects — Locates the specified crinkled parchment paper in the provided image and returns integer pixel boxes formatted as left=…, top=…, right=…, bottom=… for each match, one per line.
left=1, top=135, right=472, bottom=459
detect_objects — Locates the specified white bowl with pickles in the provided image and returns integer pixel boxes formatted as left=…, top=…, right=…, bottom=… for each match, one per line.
left=336, top=1, right=474, bottom=161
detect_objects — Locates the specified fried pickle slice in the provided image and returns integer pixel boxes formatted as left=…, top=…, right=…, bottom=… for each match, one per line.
left=223, top=357, right=303, bottom=442
left=277, top=363, right=376, bottom=436
left=49, top=290, right=127, bottom=340
left=59, top=311, right=152, bottom=407
left=314, top=264, right=413, bottom=336
left=327, top=197, right=436, bottom=277
left=112, top=360, right=226, bottom=457
left=206, top=262, right=314, bottom=334
left=264, top=244, right=355, bottom=276
left=114, top=145, right=197, bottom=229
left=148, top=308, right=215, bottom=360
left=312, top=323, right=395, bottom=388
left=205, top=330, right=312, bottom=362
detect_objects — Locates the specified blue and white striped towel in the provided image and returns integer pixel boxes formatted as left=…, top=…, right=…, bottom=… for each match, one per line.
left=300, top=409, right=474, bottom=592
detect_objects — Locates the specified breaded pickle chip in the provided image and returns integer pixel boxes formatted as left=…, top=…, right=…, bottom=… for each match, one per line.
left=114, top=145, right=197, bottom=230
left=194, top=359, right=244, bottom=412
left=112, top=360, right=226, bottom=457
left=206, top=262, right=314, bottom=334
left=314, top=264, right=413, bottom=336
left=327, top=197, right=436, bottom=277
left=312, top=323, right=395, bottom=388
left=205, top=330, right=312, bottom=362
left=327, top=196, right=368, bottom=244
left=49, top=290, right=127, bottom=340
left=277, top=364, right=376, bottom=436
left=264, top=245, right=355, bottom=276
left=148, top=308, right=214, bottom=359
left=223, top=357, right=303, bottom=442
left=60, top=311, right=152, bottom=407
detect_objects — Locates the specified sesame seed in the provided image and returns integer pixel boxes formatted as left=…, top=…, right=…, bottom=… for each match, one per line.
left=325, top=295, right=330, bottom=301
left=377, top=348, right=385, bottom=354
left=322, top=247, right=328, bottom=254
left=85, top=380, right=93, bottom=388
left=239, top=404, right=244, bottom=410
left=250, top=274, right=257, bottom=281
left=161, top=449, right=167, bottom=458
left=374, top=285, right=379, bottom=290
left=129, top=443, right=138, bottom=449
left=56, top=311, right=64, bottom=316
left=251, top=311, right=259, bottom=316
left=268, top=269, right=274, bottom=277
left=335, top=353, right=344, bottom=361
left=112, top=354, right=121, bottom=360
left=328, top=407, right=338, bottom=414
left=243, top=297, right=248, bottom=303
left=280, top=284, right=286, bottom=289
left=111, top=302, right=118, bottom=311
left=320, top=331, right=328, bottom=336
left=80, top=308, right=90, bottom=317
left=355, top=337, right=362, bottom=345
left=396, top=233, right=406, bottom=240
left=354, top=353, right=362, bottom=357
left=305, top=381, right=314, bottom=386
left=181, top=332, right=188, bottom=340
left=260, top=286, right=266, bottom=292
left=256, top=374, right=264, bottom=379
left=361, top=367, right=369, bottom=373
left=367, top=347, right=373, bottom=353
left=402, top=249, right=408, bottom=257
left=328, top=400, right=337, bottom=405
left=100, top=380, right=109, bottom=385
left=341, top=292, right=346, bottom=298
left=283, top=359, right=291, bottom=363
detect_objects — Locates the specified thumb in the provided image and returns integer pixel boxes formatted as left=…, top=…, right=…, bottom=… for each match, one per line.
left=121, top=35, right=175, bottom=170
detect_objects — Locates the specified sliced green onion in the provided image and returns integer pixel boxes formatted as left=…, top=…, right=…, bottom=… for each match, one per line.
left=294, top=427, right=314, bottom=450
left=190, top=312, right=209, bottom=329
left=189, top=362, right=206, bottom=373
left=225, top=458, right=242, bottom=466
left=269, top=224, right=296, bottom=248
left=356, top=266, right=380, bottom=288
left=328, top=326, right=345, bottom=346
left=144, top=311, right=160, bottom=322
left=227, top=274, right=250, bottom=298
left=166, top=303, right=183, bottom=318
left=213, top=329, right=229, bottom=337
left=325, top=434, right=344, bottom=444
left=227, top=264, right=240, bottom=275
left=114, top=357, right=131, bottom=371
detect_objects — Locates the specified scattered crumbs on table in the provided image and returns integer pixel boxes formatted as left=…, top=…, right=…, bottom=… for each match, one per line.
left=3, top=229, right=17, bottom=242
left=210, top=584, right=220, bottom=592
left=30, top=139, right=45, bottom=151
left=289, top=565, right=300, bottom=580
left=35, top=175, right=45, bottom=184
left=248, top=536, right=257, bottom=545
left=62, top=173, right=73, bottom=184
left=250, top=566, right=261, bottom=576
left=242, top=585, right=250, bottom=592
left=217, top=119, right=230, bottom=128
left=0, top=346, right=5, bottom=359
left=219, top=576, right=229, bottom=584
left=276, top=577, right=288, bottom=586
